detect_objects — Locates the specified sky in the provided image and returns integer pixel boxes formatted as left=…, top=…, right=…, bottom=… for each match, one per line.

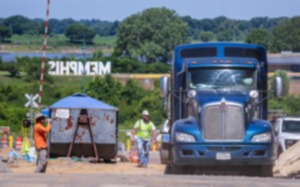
left=0, top=0, right=300, bottom=21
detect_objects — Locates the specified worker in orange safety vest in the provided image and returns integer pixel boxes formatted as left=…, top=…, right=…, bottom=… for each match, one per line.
left=34, top=113, right=51, bottom=173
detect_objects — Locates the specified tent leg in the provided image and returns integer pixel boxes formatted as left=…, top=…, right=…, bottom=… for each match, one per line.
left=67, top=123, right=79, bottom=157
left=87, top=122, right=99, bottom=161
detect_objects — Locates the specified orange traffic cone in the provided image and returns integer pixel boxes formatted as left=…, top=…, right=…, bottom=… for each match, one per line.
left=129, top=148, right=133, bottom=162
left=132, top=148, right=138, bottom=163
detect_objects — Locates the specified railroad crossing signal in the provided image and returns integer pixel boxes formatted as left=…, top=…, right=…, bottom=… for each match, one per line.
left=24, top=93, right=38, bottom=108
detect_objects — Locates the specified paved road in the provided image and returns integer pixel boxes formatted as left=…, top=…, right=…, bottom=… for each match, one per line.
left=1, top=152, right=299, bottom=187
left=0, top=173, right=299, bottom=187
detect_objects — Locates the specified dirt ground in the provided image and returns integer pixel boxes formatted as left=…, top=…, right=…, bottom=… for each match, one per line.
left=3, top=145, right=300, bottom=177
left=0, top=148, right=165, bottom=174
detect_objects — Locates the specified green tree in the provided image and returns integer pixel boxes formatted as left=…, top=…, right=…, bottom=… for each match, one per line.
left=245, top=29, right=271, bottom=49
left=16, top=57, right=53, bottom=83
left=272, top=16, right=300, bottom=52
left=0, top=24, right=12, bottom=42
left=217, top=30, right=232, bottom=41
left=269, top=95, right=300, bottom=115
left=116, top=7, right=189, bottom=63
left=198, top=31, right=215, bottom=42
left=135, top=88, right=166, bottom=127
left=2, top=62, right=20, bottom=77
left=65, top=24, right=96, bottom=43
left=0, top=57, right=3, bottom=70
left=121, top=79, right=146, bottom=105
left=3, top=15, right=41, bottom=35
left=86, top=74, right=122, bottom=106
left=0, top=103, right=27, bottom=133
left=49, top=18, right=77, bottom=34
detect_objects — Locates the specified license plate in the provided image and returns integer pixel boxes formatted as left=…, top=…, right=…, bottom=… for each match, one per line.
left=216, top=152, right=231, bottom=160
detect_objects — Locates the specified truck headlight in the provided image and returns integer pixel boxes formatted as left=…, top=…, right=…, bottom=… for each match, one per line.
left=251, top=132, right=272, bottom=142
left=176, top=132, right=196, bottom=142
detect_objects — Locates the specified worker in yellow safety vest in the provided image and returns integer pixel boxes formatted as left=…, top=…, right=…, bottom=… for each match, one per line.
left=132, top=110, right=156, bottom=168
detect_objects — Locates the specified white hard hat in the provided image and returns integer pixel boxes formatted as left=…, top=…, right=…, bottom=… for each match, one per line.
left=142, top=110, right=149, bottom=116
left=35, top=113, right=45, bottom=120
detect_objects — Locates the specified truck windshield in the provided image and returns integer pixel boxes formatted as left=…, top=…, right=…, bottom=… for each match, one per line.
left=188, top=68, right=255, bottom=90
left=282, top=120, right=300, bottom=133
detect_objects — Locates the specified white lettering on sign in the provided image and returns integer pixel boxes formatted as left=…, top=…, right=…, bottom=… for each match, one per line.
left=48, top=61, right=111, bottom=76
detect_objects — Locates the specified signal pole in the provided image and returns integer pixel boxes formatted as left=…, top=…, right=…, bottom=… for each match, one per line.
left=82, top=39, right=87, bottom=94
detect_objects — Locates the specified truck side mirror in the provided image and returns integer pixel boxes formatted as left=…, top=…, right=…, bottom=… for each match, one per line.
left=274, top=76, right=283, bottom=98
left=160, top=76, right=169, bottom=98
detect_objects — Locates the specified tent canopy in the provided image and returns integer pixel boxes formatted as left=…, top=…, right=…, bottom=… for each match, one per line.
left=50, top=93, right=118, bottom=110
left=41, top=108, right=50, bottom=117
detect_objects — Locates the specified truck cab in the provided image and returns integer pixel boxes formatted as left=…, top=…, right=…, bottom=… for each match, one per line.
left=160, top=42, right=283, bottom=176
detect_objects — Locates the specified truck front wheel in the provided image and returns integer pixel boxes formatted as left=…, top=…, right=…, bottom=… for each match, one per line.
left=165, top=163, right=182, bottom=174
left=164, top=163, right=194, bottom=174
left=260, top=164, right=273, bottom=177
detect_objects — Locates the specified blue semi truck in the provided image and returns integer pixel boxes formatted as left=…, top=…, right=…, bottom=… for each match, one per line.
left=160, top=42, right=283, bottom=176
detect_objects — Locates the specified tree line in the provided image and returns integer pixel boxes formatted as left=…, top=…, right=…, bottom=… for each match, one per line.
left=1, top=9, right=300, bottom=59
left=0, top=16, right=119, bottom=37
left=0, top=14, right=288, bottom=40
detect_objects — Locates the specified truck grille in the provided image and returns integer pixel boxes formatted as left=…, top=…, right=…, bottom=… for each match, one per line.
left=202, top=102, right=244, bottom=141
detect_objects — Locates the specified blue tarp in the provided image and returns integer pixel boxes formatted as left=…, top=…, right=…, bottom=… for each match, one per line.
left=41, top=108, right=50, bottom=117
left=50, top=93, right=118, bottom=110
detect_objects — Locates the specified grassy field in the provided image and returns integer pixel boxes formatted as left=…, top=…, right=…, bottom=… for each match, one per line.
left=1, top=34, right=117, bottom=53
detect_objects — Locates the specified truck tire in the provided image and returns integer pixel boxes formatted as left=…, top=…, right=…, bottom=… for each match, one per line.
left=164, top=162, right=184, bottom=174
left=260, top=164, right=273, bottom=177
left=171, top=163, right=184, bottom=174
left=239, top=166, right=259, bottom=176
left=164, top=163, right=172, bottom=174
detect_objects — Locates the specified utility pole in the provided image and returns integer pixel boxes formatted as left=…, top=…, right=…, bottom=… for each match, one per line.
left=82, top=39, right=86, bottom=94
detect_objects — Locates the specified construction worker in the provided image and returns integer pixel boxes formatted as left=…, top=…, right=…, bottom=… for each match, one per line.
left=34, top=113, right=51, bottom=173
left=132, top=110, right=156, bottom=168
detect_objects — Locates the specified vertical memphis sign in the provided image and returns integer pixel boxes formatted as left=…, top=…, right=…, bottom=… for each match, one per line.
left=48, top=61, right=111, bottom=76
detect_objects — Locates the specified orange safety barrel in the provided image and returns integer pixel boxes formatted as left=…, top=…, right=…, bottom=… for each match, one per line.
left=15, top=137, right=22, bottom=150
left=1, top=137, right=7, bottom=148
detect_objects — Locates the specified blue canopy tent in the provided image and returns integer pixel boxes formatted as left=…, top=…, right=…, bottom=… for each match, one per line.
left=50, top=93, right=118, bottom=110
left=48, top=93, right=118, bottom=161
left=41, top=108, right=50, bottom=118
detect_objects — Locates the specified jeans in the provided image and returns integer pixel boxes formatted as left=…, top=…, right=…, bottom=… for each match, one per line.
left=34, top=149, right=48, bottom=173
left=136, top=137, right=151, bottom=166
